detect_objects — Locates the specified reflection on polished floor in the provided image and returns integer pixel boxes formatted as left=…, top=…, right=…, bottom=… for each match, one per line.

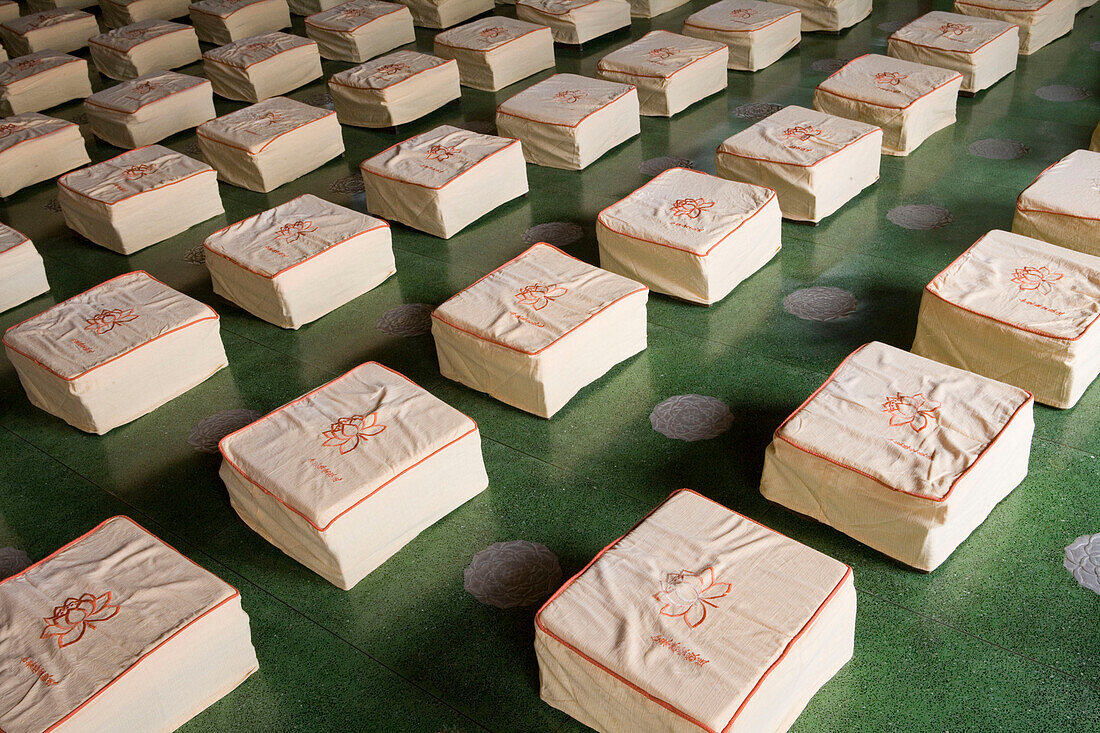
left=1, top=0, right=1098, bottom=730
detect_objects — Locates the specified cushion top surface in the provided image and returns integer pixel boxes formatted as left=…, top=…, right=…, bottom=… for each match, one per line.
left=435, top=16, right=549, bottom=51
left=330, top=50, right=452, bottom=90
left=0, top=222, right=29, bottom=254
left=203, top=31, right=314, bottom=68
left=85, top=71, right=209, bottom=113
left=718, top=104, right=880, bottom=167
left=198, top=96, right=334, bottom=154
left=683, top=0, right=801, bottom=32
left=190, top=0, right=278, bottom=18
left=0, top=112, right=78, bottom=155
left=59, top=145, right=214, bottom=204
left=0, top=51, right=81, bottom=86
left=3, top=9, right=92, bottom=33
left=816, top=53, right=963, bottom=109
left=597, top=30, right=727, bottom=78
left=304, top=0, right=407, bottom=30
left=90, top=20, right=194, bottom=52
left=890, top=11, right=1018, bottom=52
left=496, top=73, right=635, bottom=127
left=360, top=123, right=518, bottom=189
left=1017, top=149, right=1099, bottom=220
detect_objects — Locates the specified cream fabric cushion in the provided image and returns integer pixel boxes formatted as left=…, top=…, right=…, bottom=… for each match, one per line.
left=57, top=145, right=223, bottom=253
left=0, top=2, right=18, bottom=24
left=597, top=30, right=727, bottom=117
left=188, top=0, right=291, bottom=44
left=360, top=124, right=528, bottom=238
left=203, top=31, right=322, bottom=102
left=953, top=0, right=1073, bottom=54
left=0, top=52, right=91, bottom=117
left=515, top=0, right=630, bottom=43
left=395, top=0, right=493, bottom=28
left=682, top=0, right=801, bottom=71
left=3, top=270, right=228, bottom=433
left=496, top=73, right=639, bottom=170
left=89, top=20, right=201, bottom=80
left=813, top=53, right=962, bottom=156
left=625, top=0, right=686, bottom=18
left=431, top=243, right=648, bottom=417
left=0, top=516, right=257, bottom=733
left=84, top=71, right=216, bottom=148
left=218, top=362, right=489, bottom=589
left=304, top=0, right=415, bottom=62
left=204, top=194, right=396, bottom=328
left=716, top=104, right=880, bottom=223
left=536, top=488, right=856, bottom=733
left=330, top=50, right=459, bottom=127
left=289, top=0, right=346, bottom=13
left=778, top=0, right=869, bottom=32
left=433, top=16, right=554, bottom=92
left=28, top=0, right=98, bottom=10
left=888, top=12, right=1017, bottom=93
left=0, top=224, right=49, bottom=312
left=0, top=10, right=98, bottom=55
left=760, top=341, right=1035, bottom=571
left=0, top=112, right=89, bottom=196
left=1012, top=150, right=1100, bottom=256
left=198, top=96, right=343, bottom=192
left=99, top=0, right=192, bottom=27
left=597, top=167, right=780, bottom=305
left=913, top=229, right=1100, bottom=409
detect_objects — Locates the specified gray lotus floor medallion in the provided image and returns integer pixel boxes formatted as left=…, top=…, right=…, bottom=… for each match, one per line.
left=650, top=395, right=734, bottom=442
left=1035, top=85, right=1090, bottom=102
left=188, top=409, right=263, bottom=453
left=0, top=547, right=31, bottom=579
left=732, top=102, right=783, bottom=120
left=968, top=138, right=1030, bottom=160
left=784, top=286, right=858, bottom=322
left=464, top=541, right=562, bottom=608
left=523, top=222, right=584, bottom=247
left=640, top=157, right=695, bottom=177
left=887, top=204, right=953, bottom=230
left=1065, top=533, right=1100, bottom=595
left=377, top=303, right=434, bottom=336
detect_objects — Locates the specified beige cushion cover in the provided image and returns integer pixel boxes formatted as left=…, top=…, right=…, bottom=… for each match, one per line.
left=289, top=0, right=347, bottom=13
left=218, top=362, right=489, bottom=589
left=396, top=0, right=493, bottom=28
left=760, top=341, right=1034, bottom=571
left=0, top=224, right=49, bottom=312
left=496, top=73, right=640, bottom=170
left=433, top=16, right=554, bottom=92
left=197, top=96, right=344, bottom=192
left=3, top=270, right=228, bottom=433
left=57, top=145, right=224, bottom=254
left=84, top=71, right=216, bottom=148
left=0, top=112, right=89, bottom=196
left=431, top=243, right=648, bottom=417
left=536, top=489, right=856, bottom=733
left=89, top=20, right=202, bottom=80
left=682, top=0, right=801, bottom=71
left=625, top=0, right=687, bottom=19
left=887, top=12, right=1017, bottom=93
left=0, top=52, right=91, bottom=117
left=953, top=0, right=1073, bottom=54
left=1011, top=149, right=1100, bottom=256
left=0, top=2, right=18, bottom=23
left=913, top=229, right=1100, bottom=409
left=188, top=0, right=291, bottom=44
left=812, top=53, right=962, bottom=156
left=778, top=0, right=869, bottom=31
left=515, top=0, right=631, bottom=44
left=304, top=0, right=415, bottom=62
left=597, top=167, right=781, bottom=305
left=0, top=516, right=256, bottom=733
left=204, top=194, right=396, bottom=328
left=203, top=31, right=323, bottom=102
left=360, top=124, right=528, bottom=238
left=330, top=50, right=459, bottom=127
left=99, top=0, right=193, bottom=28
left=716, top=105, right=881, bottom=222
left=0, top=10, right=98, bottom=55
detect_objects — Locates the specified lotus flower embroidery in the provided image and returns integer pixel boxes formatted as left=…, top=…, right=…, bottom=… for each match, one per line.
left=275, top=220, right=317, bottom=242
left=670, top=198, right=715, bottom=219
left=1011, top=266, right=1063, bottom=295
left=728, top=8, right=756, bottom=19
left=339, top=6, right=371, bottom=16
left=480, top=26, right=506, bottom=38
left=322, top=413, right=386, bottom=454
left=121, top=163, right=157, bottom=180
left=374, top=62, right=410, bottom=78
left=783, top=125, right=822, bottom=141
left=41, top=592, right=120, bottom=648
left=875, top=71, right=908, bottom=87
left=648, top=47, right=677, bottom=61
left=242, top=41, right=278, bottom=53
left=555, top=90, right=587, bottom=103
left=426, top=144, right=460, bottom=162
left=252, top=111, right=285, bottom=126
left=122, top=28, right=149, bottom=38
left=654, top=568, right=731, bottom=628
left=14, top=59, right=42, bottom=71
left=84, top=308, right=138, bottom=335
left=940, top=22, right=972, bottom=36
left=0, top=123, right=20, bottom=138
left=515, top=284, right=568, bottom=311
left=131, top=81, right=159, bottom=95
left=882, top=392, right=941, bottom=432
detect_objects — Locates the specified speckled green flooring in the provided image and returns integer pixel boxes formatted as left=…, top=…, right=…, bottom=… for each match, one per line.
left=1, top=1, right=1099, bottom=731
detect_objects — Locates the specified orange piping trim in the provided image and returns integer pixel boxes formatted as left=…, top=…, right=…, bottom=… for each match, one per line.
left=304, top=4, right=406, bottom=31
left=717, top=126, right=881, bottom=168
left=682, top=9, right=799, bottom=32
left=328, top=57, right=455, bottom=92
left=0, top=119, right=81, bottom=156
left=83, top=78, right=210, bottom=114
left=816, top=53, right=962, bottom=110
left=434, top=25, right=550, bottom=52
left=202, top=39, right=317, bottom=70
left=196, top=108, right=335, bottom=154
left=495, top=83, right=636, bottom=128
left=887, top=23, right=1017, bottom=54
left=57, top=145, right=215, bottom=204
left=597, top=44, right=727, bottom=80
left=359, top=137, right=520, bottom=191
left=88, top=25, right=193, bottom=50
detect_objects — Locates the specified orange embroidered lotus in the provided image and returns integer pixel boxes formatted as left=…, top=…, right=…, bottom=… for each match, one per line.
left=252, top=111, right=285, bottom=126
left=728, top=8, right=756, bottom=19
left=121, top=163, right=157, bottom=180
left=131, top=81, right=160, bottom=95
left=648, top=47, right=678, bottom=61
left=0, top=123, right=20, bottom=138
left=374, top=62, right=410, bottom=78
left=875, top=71, right=908, bottom=86
left=41, top=592, right=120, bottom=648
left=882, top=392, right=941, bottom=432
left=554, top=90, right=587, bottom=103
left=426, top=144, right=460, bottom=162
left=322, top=413, right=386, bottom=454
left=939, top=22, right=971, bottom=36
left=14, top=58, right=43, bottom=71
left=783, top=125, right=822, bottom=142
left=1011, top=266, right=1063, bottom=295
left=515, top=283, right=568, bottom=311
left=275, top=219, right=317, bottom=242
left=480, top=26, right=506, bottom=38
left=242, top=40, right=278, bottom=53
left=670, top=198, right=716, bottom=219
left=84, top=308, right=139, bottom=335
left=654, top=568, right=731, bottom=628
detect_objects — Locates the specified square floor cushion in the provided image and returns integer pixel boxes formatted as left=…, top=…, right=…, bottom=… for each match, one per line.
left=681, top=0, right=801, bottom=71
left=83, top=71, right=216, bottom=148
left=913, top=229, right=1100, bottom=409
left=812, top=53, right=962, bottom=156
left=0, top=51, right=91, bottom=117
left=715, top=104, right=881, bottom=222
left=760, top=341, right=1034, bottom=571
left=887, top=12, right=1017, bottom=94
left=203, top=31, right=322, bottom=102
left=0, top=9, right=98, bottom=55
left=3, top=270, right=228, bottom=433
left=99, top=0, right=192, bottom=28
left=304, top=0, right=415, bottom=62
left=395, top=0, right=493, bottom=28
left=596, top=167, right=780, bottom=305
left=218, top=362, right=489, bottom=589
left=495, top=72, right=639, bottom=170
left=431, top=242, right=648, bottom=417
left=0, top=516, right=257, bottom=733
left=0, top=1, right=18, bottom=23
left=515, top=0, right=630, bottom=44
left=89, top=20, right=202, bottom=80
left=953, top=0, right=1073, bottom=54
left=203, top=193, right=395, bottom=328
left=0, top=111, right=89, bottom=196
left=197, top=96, right=344, bottom=192
left=777, top=0, right=868, bottom=32
left=0, top=223, right=49, bottom=312
left=536, top=488, right=856, bottom=733
left=188, top=0, right=291, bottom=44
left=359, top=123, right=527, bottom=238
left=1011, top=149, right=1100, bottom=256
left=57, top=145, right=223, bottom=253
left=433, top=16, right=554, bottom=91
left=329, top=50, right=459, bottom=127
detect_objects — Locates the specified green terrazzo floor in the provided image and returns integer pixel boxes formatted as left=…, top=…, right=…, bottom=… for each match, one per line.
left=2, top=1, right=1099, bottom=730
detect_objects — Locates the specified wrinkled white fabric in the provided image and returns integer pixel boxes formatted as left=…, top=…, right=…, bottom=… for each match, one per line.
left=84, top=71, right=216, bottom=148
left=99, top=0, right=192, bottom=28
left=888, top=12, right=1017, bottom=93
left=0, top=111, right=89, bottom=196
left=395, top=0, right=493, bottom=28
left=0, top=9, right=98, bottom=55
left=203, top=31, right=322, bottom=101
left=304, top=0, right=415, bottom=62
left=778, top=0, right=868, bottom=31
left=89, top=20, right=201, bottom=80
left=433, top=16, right=554, bottom=91
left=515, top=0, right=630, bottom=43
left=682, top=0, right=801, bottom=71
left=330, top=50, right=459, bottom=126
left=1012, top=149, right=1100, bottom=257
left=188, top=0, right=291, bottom=44
left=0, top=224, right=49, bottom=312
left=0, top=51, right=91, bottom=117
left=953, top=0, right=1073, bottom=54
